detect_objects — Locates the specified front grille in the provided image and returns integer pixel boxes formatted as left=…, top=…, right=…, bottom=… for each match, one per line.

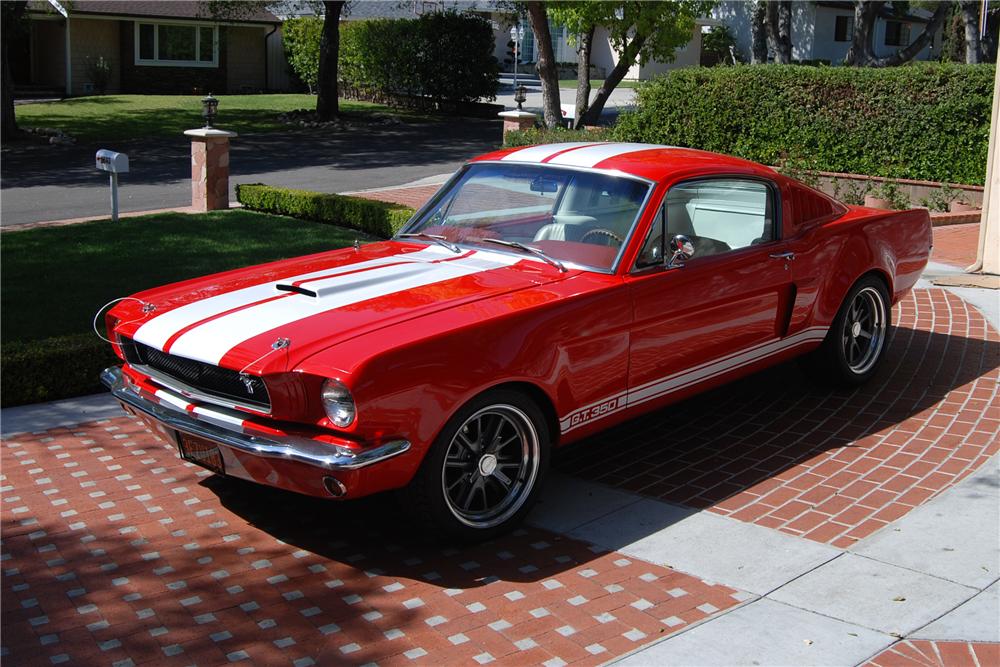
left=120, top=337, right=271, bottom=411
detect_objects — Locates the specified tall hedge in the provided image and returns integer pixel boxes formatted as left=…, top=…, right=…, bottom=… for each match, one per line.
left=612, top=63, right=994, bottom=185
left=339, top=12, right=500, bottom=102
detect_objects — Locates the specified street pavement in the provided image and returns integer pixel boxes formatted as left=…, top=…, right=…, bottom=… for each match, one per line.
left=0, top=118, right=499, bottom=227
left=1, top=214, right=997, bottom=665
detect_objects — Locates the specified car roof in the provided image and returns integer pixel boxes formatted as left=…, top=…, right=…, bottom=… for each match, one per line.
left=471, top=142, right=779, bottom=184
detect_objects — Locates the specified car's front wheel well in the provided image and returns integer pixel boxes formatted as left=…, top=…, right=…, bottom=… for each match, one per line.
left=484, top=382, right=560, bottom=448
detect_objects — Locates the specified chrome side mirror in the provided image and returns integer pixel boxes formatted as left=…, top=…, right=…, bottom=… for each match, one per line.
left=666, top=234, right=695, bottom=269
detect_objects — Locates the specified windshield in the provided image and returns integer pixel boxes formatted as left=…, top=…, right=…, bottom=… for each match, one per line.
left=400, top=163, right=652, bottom=272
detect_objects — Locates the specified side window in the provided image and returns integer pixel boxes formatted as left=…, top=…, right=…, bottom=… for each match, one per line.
left=664, top=179, right=774, bottom=259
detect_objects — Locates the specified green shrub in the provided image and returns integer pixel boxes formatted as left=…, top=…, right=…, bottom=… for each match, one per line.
left=283, top=17, right=323, bottom=93
left=503, top=126, right=612, bottom=148
left=2, top=334, right=118, bottom=407
left=236, top=184, right=415, bottom=237
left=869, top=180, right=912, bottom=210
left=340, top=12, right=499, bottom=102
left=612, top=63, right=994, bottom=185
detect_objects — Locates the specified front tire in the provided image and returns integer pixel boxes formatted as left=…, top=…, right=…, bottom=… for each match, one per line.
left=807, top=275, right=891, bottom=386
left=403, top=389, right=550, bottom=543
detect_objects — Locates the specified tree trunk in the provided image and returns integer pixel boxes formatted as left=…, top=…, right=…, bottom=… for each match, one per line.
left=526, top=1, right=561, bottom=129
left=960, top=1, right=982, bottom=64
left=869, top=2, right=949, bottom=67
left=574, top=25, right=594, bottom=129
left=578, top=34, right=648, bottom=127
left=750, top=0, right=768, bottom=64
left=845, top=1, right=878, bottom=65
left=1, top=1, right=27, bottom=140
left=767, top=0, right=793, bottom=64
left=316, top=0, right=344, bottom=120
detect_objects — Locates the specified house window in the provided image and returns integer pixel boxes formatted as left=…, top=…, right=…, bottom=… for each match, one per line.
left=135, top=23, right=218, bottom=67
left=884, top=21, right=910, bottom=47
left=834, top=15, right=854, bottom=42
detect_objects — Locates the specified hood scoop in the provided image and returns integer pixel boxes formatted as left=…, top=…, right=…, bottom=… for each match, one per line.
left=276, top=283, right=318, bottom=298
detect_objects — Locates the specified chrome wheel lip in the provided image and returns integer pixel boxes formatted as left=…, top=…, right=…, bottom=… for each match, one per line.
left=441, top=404, right=540, bottom=530
left=843, top=286, right=887, bottom=375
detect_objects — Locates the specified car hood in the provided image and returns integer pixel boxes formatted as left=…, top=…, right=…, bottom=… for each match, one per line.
left=117, top=241, right=569, bottom=373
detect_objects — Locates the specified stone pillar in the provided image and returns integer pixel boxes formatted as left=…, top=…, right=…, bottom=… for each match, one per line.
left=498, top=110, right=538, bottom=144
left=184, top=128, right=238, bottom=212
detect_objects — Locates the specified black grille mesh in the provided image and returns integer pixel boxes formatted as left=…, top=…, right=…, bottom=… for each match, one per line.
left=120, top=338, right=270, bottom=410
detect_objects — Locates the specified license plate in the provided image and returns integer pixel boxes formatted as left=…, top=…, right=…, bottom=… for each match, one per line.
left=178, top=433, right=225, bottom=475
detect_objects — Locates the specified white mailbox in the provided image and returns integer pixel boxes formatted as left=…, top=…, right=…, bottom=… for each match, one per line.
left=96, top=149, right=128, bottom=221
left=96, top=149, right=129, bottom=173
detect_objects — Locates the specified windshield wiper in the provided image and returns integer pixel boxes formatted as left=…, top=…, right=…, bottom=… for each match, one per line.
left=482, top=239, right=567, bottom=273
left=397, top=233, right=462, bottom=254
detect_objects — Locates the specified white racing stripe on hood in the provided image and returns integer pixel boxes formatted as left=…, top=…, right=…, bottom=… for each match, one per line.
left=545, top=143, right=667, bottom=168
left=133, top=245, right=452, bottom=351
left=166, top=249, right=524, bottom=365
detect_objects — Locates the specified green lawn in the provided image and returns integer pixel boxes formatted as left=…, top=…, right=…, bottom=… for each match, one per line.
left=1, top=209, right=363, bottom=342
left=14, top=94, right=398, bottom=141
left=558, top=79, right=642, bottom=89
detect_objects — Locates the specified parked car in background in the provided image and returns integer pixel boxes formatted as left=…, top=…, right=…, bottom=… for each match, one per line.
left=101, top=143, right=932, bottom=540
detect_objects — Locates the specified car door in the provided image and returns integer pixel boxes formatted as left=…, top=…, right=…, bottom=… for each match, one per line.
left=625, top=177, right=796, bottom=409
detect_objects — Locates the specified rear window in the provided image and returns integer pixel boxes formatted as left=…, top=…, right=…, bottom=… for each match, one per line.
left=788, top=183, right=845, bottom=229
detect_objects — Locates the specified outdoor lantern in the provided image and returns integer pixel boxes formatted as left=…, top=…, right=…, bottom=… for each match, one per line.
left=201, top=93, right=219, bottom=129
left=514, top=85, right=527, bottom=111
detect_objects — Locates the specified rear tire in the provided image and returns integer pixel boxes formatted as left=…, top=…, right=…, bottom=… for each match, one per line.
left=402, top=389, right=550, bottom=543
left=804, top=275, right=891, bottom=387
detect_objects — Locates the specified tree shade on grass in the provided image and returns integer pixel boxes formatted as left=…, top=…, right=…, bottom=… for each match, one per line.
left=13, top=94, right=398, bottom=141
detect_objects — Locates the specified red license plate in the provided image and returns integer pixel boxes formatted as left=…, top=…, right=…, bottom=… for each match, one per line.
left=177, top=433, right=225, bottom=475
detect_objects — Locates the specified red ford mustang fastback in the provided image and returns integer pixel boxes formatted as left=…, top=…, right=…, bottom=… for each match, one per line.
left=102, top=143, right=932, bottom=540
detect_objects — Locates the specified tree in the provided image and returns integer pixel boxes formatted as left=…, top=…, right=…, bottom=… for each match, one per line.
left=525, top=2, right=562, bottom=129
left=2, top=1, right=27, bottom=140
left=202, top=0, right=344, bottom=118
left=959, top=0, right=982, bottom=63
left=766, top=0, right=792, bottom=64
left=550, top=2, right=711, bottom=128
left=845, top=1, right=949, bottom=66
left=315, top=1, right=344, bottom=119
left=750, top=0, right=768, bottom=64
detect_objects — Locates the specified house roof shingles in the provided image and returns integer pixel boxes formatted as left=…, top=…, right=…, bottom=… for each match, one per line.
left=29, top=0, right=278, bottom=24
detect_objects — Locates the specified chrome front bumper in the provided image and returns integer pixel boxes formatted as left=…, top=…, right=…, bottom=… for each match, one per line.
left=101, top=366, right=410, bottom=472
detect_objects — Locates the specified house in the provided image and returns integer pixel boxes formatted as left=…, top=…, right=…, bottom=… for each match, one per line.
left=713, top=1, right=943, bottom=64
left=14, top=0, right=282, bottom=97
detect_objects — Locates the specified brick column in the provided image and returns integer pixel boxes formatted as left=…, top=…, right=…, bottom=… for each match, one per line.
left=498, top=110, right=538, bottom=143
left=184, top=128, right=238, bottom=212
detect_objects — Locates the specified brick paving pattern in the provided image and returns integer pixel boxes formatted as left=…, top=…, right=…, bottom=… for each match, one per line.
left=865, top=640, right=1000, bottom=667
left=354, top=185, right=439, bottom=211
left=931, top=223, right=981, bottom=268
left=558, top=288, right=999, bottom=548
left=1, top=419, right=744, bottom=666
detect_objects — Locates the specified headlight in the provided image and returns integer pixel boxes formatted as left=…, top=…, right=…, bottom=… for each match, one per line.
left=321, top=379, right=356, bottom=427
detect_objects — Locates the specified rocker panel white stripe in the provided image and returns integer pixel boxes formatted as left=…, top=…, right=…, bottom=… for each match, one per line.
left=559, top=326, right=829, bottom=434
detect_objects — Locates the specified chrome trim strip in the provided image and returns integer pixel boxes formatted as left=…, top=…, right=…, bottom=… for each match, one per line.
left=101, top=366, right=410, bottom=471
left=132, top=362, right=271, bottom=415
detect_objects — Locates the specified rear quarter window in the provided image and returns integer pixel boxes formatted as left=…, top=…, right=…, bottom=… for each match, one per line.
left=788, top=183, right=847, bottom=230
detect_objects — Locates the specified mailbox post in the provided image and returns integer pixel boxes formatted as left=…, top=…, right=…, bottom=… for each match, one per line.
left=96, top=149, right=129, bottom=221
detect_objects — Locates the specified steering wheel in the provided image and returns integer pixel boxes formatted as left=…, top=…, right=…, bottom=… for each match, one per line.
left=580, top=228, right=623, bottom=247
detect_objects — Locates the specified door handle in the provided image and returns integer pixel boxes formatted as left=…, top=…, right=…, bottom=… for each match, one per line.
left=769, top=251, right=796, bottom=261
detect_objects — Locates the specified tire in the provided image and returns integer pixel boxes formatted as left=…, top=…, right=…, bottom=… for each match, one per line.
left=402, top=389, right=550, bottom=543
left=804, top=275, right=891, bottom=387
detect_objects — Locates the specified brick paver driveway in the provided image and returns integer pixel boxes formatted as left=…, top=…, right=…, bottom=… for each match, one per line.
left=3, top=283, right=996, bottom=666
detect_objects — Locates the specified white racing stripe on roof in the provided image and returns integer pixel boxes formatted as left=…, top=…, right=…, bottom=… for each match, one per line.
left=132, top=246, right=451, bottom=351
left=546, top=143, right=667, bottom=168
left=499, top=142, right=602, bottom=164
